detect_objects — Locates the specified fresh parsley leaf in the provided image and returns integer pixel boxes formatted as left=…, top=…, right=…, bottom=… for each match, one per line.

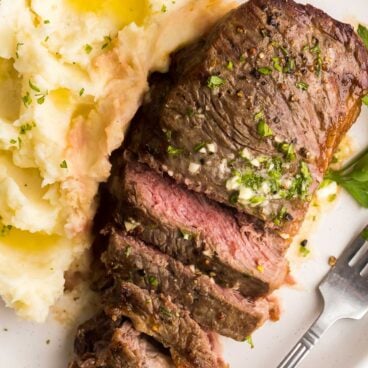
left=272, top=57, right=282, bottom=72
left=167, top=145, right=183, bottom=156
left=84, top=44, right=93, bottom=54
left=326, top=148, right=368, bottom=207
left=299, top=245, right=310, bottom=257
left=29, top=80, right=41, bottom=92
left=358, top=24, right=368, bottom=49
left=148, top=276, right=159, bottom=287
left=60, top=160, right=68, bottom=169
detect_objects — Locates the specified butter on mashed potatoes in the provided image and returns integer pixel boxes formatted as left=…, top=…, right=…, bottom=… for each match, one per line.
left=0, top=0, right=236, bottom=322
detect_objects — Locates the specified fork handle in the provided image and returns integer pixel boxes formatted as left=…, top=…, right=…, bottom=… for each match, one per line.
left=277, top=311, right=335, bottom=368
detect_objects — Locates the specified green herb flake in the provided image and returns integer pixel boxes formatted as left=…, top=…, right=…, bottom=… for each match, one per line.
left=0, top=225, right=12, bottom=237
left=226, top=60, right=234, bottom=71
left=148, top=276, right=159, bottom=288
left=310, top=43, right=320, bottom=54
left=299, top=245, right=310, bottom=257
left=101, top=35, right=112, bottom=49
left=239, top=55, right=246, bottom=63
left=296, top=81, right=309, bottom=91
left=44, top=20, right=50, bottom=24
left=29, top=80, right=41, bottom=92
left=194, top=142, right=206, bottom=152
left=279, top=142, right=296, bottom=161
left=79, top=88, right=85, bottom=96
left=161, top=4, right=167, bottom=12
left=245, top=335, right=254, bottom=349
left=358, top=24, right=368, bottom=49
left=124, top=246, right=132, bottom=257
left=15, top=42, right=24, bottom=59
left=20, top=122, right=36, bottom=135
left=250, top=195, right=265, bottom=205
left=229, top=191, right=239, bottom=205
left=22, top=92, right=32, bottom=108
left=84, top=44, right=93, bottom=54
left=257, top=120, right=273, bottom=138
left=273, top=206, right=288, bottom=226
left=254, top=111, right=264, bottom=122
left=283, top=58, right=295, bottom=74
left=159, top=306, right=173, bottom=320
left=37, top=95, right=46, bottom=104
left=272, top=57, right=283, bottom=72
left=167, top=145, right=183, bottom=156
left=362, top=95, right=368, bottom=106
left=207, top=75, right=226, bottom=89
left=257, top=66, right=272, bottom=75
left=179, top=229, right=192, bottom=240
left=9, top=139, right=17, bottom=145
left=361, top=228, right=368, bottom=241
left=60, top=160, right=68, bottom=169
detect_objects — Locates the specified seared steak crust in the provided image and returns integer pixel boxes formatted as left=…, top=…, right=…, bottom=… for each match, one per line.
left=104, top=282, right=226, bottom=368
left=69, top=313, right=173, bottom=368
left=128, top=0, right=368, bottom=234
left=103, top=230, right=270, bottom=340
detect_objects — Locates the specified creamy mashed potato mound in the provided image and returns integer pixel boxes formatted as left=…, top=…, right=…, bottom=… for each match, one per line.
left=0, top=0, right=235, bottom=321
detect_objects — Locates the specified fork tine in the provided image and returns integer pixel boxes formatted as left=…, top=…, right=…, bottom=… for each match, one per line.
left=336, top=230, right=367, bottom=266
left=354, top=250, right=368, bottom=273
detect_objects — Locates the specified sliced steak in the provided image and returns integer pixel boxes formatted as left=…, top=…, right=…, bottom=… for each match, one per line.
left=104, top=282, right=226, bottom=368
left=127, top=0, right=368, bottom=234
left=103, top=230, right=270, bottom=340
left=69, top=313, right=173, bottom=368
left=109, top=159, right=288, bottom=297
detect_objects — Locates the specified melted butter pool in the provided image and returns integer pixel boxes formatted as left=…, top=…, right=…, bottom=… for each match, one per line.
left=66, top=0, right=150, bottom=27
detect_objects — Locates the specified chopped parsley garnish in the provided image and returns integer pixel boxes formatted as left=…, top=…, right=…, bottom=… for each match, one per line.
left=299, top=245, right=310, bottom=257
left=229, top=191, right=239, bottom=205
left=20, top=122, right=36, bottom=134
left=179, top=229, right=192, bottom=240
left=358, top=24, right=368, bottom=49
left=250, top=195, right=265, bottom=205
left=161, top=4, right=167, bottom=13
left=29, top=80, right=41, bottom=92
left=207, top=75, right=226, bottom=89
left=15, top=42, right=24, bottom=59
left=283, top=58, right=295, bottom=74
left=226, top=60, right=234, bottom=71
left=0, top=225, right=12, bottom=237
left=148, top=276, right=159, bottom=287
left=254, top=111, right=264, bottom=122
left=101, top=35, right=112, bottom=49
left=84, top=44, right=93, bottom=54
left=22, top=92, right=32, bottom=107
left=167, top=145, right=183, bottom=156
left=272, top=57, right=282, bottom=72
left=194, top=142, right=206, bottom=152
left=257, top=66, right=272, bottom=75
left=44, top=19, right=50, bottom=24
left=239, top=55, right=246, bottom=63
left=296, top=81, right=309, bottom=91
left=79, top=88, right=85, bottom=96
left=257, top=120, right=273, bottom=137
left=245, top=335, right=254, bottom=349
left=37, top=94, right=46, bottom=104
left=362, top=95, right=368, bottom=106
left=9, top=139, right=17, bottom=145
left=60, top=160, right=68, bottom=169
left=310, top=43, right=320, bottom=54
left=278, top=142, right=296, bottom=161
left=273, top=206, right=288, bottom=226
left=159, top=306, right=173, bottom=320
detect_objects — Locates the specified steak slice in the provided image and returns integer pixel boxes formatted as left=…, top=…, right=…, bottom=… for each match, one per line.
left=104, top=282, right=226, bottom=368
left=109, top=159, right=288, bottom=297
left=69, top=313, right=173, bottom=368
left=127, top=0, right=368, bottom=234
left=103, top=230, right=270, bottom=340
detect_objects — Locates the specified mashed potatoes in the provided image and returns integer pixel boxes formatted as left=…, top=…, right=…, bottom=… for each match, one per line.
left=0, top=0, right=235, bottom=321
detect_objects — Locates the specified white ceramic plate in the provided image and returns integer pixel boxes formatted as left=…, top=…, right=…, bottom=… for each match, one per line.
left=1, top=1, right=368, bottom=367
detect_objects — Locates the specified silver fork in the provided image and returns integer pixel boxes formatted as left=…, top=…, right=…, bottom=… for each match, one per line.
left=277, top=225, right=368, bottom=368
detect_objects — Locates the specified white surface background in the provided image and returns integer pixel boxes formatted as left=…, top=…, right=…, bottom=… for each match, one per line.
left=1, top=1, right=368, bottom=367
